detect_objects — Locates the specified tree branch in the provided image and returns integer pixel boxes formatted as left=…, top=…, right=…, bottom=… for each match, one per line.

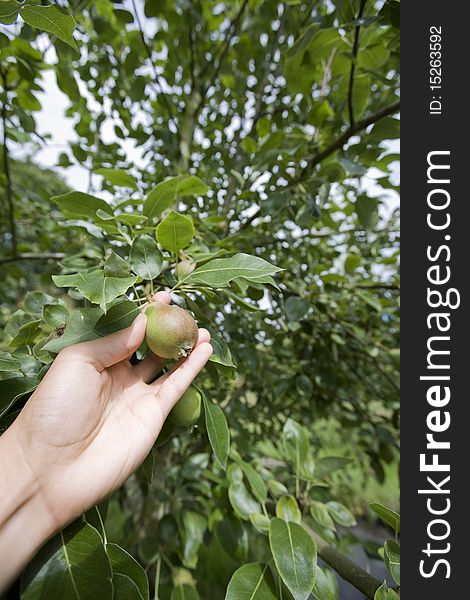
left=188, top=12, right=196, bottom=94
left=300, top=0, right=318, bottom=28
left=300, top=99, right=400, bottom=179
left=238, top=100, right=400, bottom=229
left=0, top=68, right=17, bottom=258
left=347, top=0, right=367, bottom=128
left=303, top=523, right=383, bottom=600
left=0, top=253, right=65, bottom=266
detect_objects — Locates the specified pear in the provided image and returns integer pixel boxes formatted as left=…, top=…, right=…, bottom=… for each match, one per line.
left=145, top=301, right=198, bottom=359
left=169, top=386, right=202, bottom=427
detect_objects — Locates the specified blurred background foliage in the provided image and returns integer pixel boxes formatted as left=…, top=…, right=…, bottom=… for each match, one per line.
left=0, top=0, right=400, bottom=598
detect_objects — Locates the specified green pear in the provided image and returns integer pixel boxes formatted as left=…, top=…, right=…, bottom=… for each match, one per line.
left=145, top=301, right=198, bottom=359
left=169, top=386, right=202, bottom=427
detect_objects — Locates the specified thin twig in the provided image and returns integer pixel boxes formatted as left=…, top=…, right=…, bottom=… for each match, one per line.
left=347, top=0, right=367, bottom=128
left=187, top=12, right=196, bottom=94
left=300, top=0, right=317, bottom=28
left=0, top=67, right=17, bottom=257
left=0, top=253, right=66, bottom=265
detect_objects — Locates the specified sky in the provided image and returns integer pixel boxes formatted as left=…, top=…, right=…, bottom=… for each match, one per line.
left=4, top=3, right=400, bottom=215
left=29, top=65, right=399, bottom=214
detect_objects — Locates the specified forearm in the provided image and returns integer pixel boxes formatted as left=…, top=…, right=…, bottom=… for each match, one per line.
left=0, top=427, right=57, bottom=593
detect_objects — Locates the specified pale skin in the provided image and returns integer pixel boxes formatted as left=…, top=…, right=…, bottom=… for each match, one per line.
left=0, top=292, right=212, bottom=592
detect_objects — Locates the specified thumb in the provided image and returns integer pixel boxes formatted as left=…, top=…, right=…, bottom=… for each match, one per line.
left=73, top=313, right=147, bottom=371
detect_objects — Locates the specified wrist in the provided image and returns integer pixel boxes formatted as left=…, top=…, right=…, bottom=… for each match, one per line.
left=0, top=426, right=58, bottom=592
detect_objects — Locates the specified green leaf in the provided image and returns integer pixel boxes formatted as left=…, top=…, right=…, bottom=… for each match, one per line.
left=285, top=23, right=317, bottom=58
left=225, top=563, right=277, bottom=600
left=143, top=176, right=208, bottom=219
left=53, top=191, right=113, bottom=221
left=203, top=393, right=230, bottom=469
left=104, top=251, right=131, bottom=277
left=171, top=585, right=200, bottom=600
left=21, top=520, right=113, bottom=599
left=370, top=503, right=400, bottom=536
left=229, top=480, right=261, bottom=521
left=358, top=44, right=390, bottom=70
left=112, top=574, right=143, bottom=600
left=268, top=480, right=289, bottom=497
left=356, top=195, right=379, bottom=230
left=181, top=511, right=206, bottom=569
left=269, top=518, right=317, bottom=600
left=344, top=254, right=362, bottom=273
left=276, top=496, right=301, bottom=524
left=282, top=418, right=310, bottom=470
left=43, top=301, right=139, bottom=353
left=356, top=290, right=382, bottom=312
left=370, top=117, right=400, bottom=141
left=143, top=178, right=180, bottom=219
left=374, top=581, right=399, bottom=600
left=130, top=235, right=163, bottom=280
left=0, top=351, right=21, bottom=372
left=0, top=377, right=37, bottom=419
left=42, top=307, right=103, bottom=353
left=209, top=332, right=236, bottom=368
left=106, top=543, right=149, bottom=600
left=239, top=460, right=268, bottom=504
left=223, top=289, right=262, bottom=312
left=310, top=502, right=335, bottom=530
left=96, top=168, right=137, bottom=189
left=24, top=292, right=56, bottom=316
left=384, top=540, right=400, bottom=585
left=16, top=90, right=42, bottom=111
left=9, top=320, right=42, bottom=348
left=351, top=73, right=370, bottom=122
left=185, top=253, right=282, bottom=288
left=314, top=457, right=353, bottom=479
left=285, top=297, right=310, bottom=322
left=326, top=502, right=356, bottom=527
left=249, top=513, right=271, bottom=535
left=216, top=516, right=249, bottom=561
left=20, top=4, right=77, bottom=50
left=156, top=211, right=195, bottom=253
left=139, top=447, right=155, bottom=485
left=0, top=1, right=21, bottom=25
left=42, top=304, right=69, bottom=327
left=117, top=214, right=148, bottom=226
left=176, top=175, right=209, bottom=197
left=52, top=270, right=138, bottom=312
left=312, top=566, right=338, bottom=600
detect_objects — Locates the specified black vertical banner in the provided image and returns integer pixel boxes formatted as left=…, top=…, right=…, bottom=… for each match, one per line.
left=402, top=1, right=468, bottom=597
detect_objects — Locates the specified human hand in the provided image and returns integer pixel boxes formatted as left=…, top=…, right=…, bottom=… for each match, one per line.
left=6, top=291, right=212, bottom=532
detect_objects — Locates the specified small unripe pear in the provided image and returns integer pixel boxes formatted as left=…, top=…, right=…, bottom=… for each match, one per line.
left=145, top=301, right=198, bottom=359
left=175, top=258, right=196, bottom=279
left=169, top=386, right=202, bottom=427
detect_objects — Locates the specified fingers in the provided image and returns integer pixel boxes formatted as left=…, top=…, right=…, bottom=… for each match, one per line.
left=67, top=313, right=147, bottom=371
left=128, top=291, right=172, bottom=380
left=150, top=291, right=171, bottom=305
left=134, top=328, right=210, bottom=383
left=132, top=352, right=166, bottom=383
left=154, top=341, right=213, bottom=417
left=139, top=290, right=171, bottom=314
